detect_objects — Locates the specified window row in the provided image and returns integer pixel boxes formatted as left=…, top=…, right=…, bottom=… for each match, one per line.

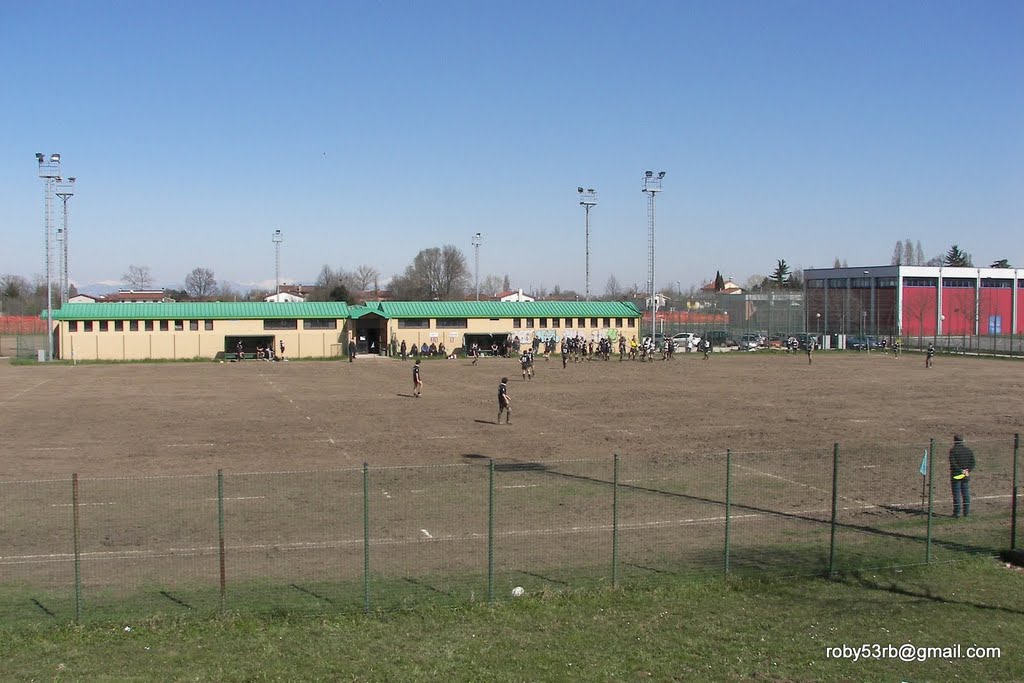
left=67, top=319, right=338, bottom=332
left=397, top=317, right=637, bottom=329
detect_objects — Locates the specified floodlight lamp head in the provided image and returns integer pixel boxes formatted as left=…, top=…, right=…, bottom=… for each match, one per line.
left=50, top=153, right=60, bottom=163
left=645, top=170, right=653, bottom=178
left=36, top=153, right=44, bottom=162
left=69, top=177, right=76, bottom=183
left=577, top=187, right=584, bottom=193
left=658, top=171, right=665, bottom=179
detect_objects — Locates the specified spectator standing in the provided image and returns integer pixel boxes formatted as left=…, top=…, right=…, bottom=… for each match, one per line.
left=949, top=434, right=976, bottom=518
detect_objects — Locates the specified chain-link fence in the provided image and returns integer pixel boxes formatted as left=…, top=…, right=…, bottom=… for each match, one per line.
left=1, top=436, right=1018, bottom=624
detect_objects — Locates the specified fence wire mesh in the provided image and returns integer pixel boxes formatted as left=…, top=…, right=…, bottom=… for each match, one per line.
left=0, top=436, right=1018, bottom=624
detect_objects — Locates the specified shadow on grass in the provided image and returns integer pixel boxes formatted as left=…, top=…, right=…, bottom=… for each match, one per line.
left=832, top=570, right=1024, bottom=617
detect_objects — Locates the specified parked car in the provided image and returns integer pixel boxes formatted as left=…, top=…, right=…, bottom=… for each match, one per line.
left=703, top=330, right=737, bottom=347
left=737, top=334, right=761, bottom=350
left=671, top=332, right=701, bottom=349
left=846, top=336, right=879, bottom=350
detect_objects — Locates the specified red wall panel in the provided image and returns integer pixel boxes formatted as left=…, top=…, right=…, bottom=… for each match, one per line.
left=941, top=288, right=976, bottom=335
left=978, top=289, right=1013, bottom=335
left=901, top=287, right=937, bottom=337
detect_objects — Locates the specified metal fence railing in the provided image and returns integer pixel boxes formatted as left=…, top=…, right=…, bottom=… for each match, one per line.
left=1, top=436, right=1018, bottom=624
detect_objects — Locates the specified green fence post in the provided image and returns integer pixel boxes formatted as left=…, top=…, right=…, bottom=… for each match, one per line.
left=926, top=438, right=935, bottom=564
left=1012, top=434, right=1019, bottom=551
left=487, top=458, right=495, bottom=604
left=363, top=463, right=371, bottom=614
left=217, top=469, right=226, bottom=615
left=828, top=443, right=839, bottom=577
left=72, top=473, right=82, bottom=623
left=724, top=450, right=732, bottom=576
left=612, top=453, right=620, bottom=588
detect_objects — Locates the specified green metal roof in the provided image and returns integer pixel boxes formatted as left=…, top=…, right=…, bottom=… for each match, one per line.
left=347, top=304, right=389, bottom=320
left=51, top=301, right=350, bottom=321
left=377, top=301, right=642, bottom=318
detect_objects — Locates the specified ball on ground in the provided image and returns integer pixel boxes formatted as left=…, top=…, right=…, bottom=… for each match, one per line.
left=512, top=586, right=525, bottom=597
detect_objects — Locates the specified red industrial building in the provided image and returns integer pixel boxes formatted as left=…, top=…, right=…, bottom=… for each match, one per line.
left=804, top=266, right=1023, bottom=343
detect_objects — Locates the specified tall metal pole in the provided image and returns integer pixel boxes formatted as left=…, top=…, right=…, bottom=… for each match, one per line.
left=578, top=188, right=596, bottom=301
left=642, top=171, right=665, bottom=340
left=56, top=177, right=76, bottom=304
left=272, top=229, right=283, bottom=297
left=472, top=232, right=482, bottom=301
left=37, top=153, right=62, bottom=361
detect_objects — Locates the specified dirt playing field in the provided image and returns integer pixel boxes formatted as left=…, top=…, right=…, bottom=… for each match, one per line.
left=2, top=350, right=1021, bottom=478
left=1, top=351, right=1021, bottom=620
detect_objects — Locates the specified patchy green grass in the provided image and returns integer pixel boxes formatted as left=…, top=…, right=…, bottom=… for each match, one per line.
left=2, top=558, right=1020, bottom=681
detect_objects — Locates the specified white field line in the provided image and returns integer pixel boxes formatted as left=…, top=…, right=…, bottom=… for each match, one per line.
left=1, top=379, right=52, bottom=403
left=31, top=447, right=73, bottom=452
left=166, top=443, right=214, bottom=448
left=420, top=529, right=433, bottom=538
left=2, top=496, right=1010, bottom=566
left=50, top=502, right=117, bottom=507
left=734, top=463, right=874, bottom=508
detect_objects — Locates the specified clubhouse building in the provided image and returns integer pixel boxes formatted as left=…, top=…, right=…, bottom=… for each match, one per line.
left=49, top=300, right=643, bottom=362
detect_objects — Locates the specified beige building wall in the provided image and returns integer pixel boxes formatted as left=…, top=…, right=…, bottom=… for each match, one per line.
left=58, top=319, right=348, bottom=361
left=386, top=315, right=641, bottom=354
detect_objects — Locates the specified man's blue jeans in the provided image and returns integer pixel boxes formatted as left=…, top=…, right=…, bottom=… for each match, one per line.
left=951, top=477, right=971, bottom=517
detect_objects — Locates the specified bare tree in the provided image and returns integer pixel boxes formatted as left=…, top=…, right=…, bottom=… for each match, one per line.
left=479, top=275, right=504, bottom=297
left=914, top=241, right=925, bottom=266
left=122, top=265, right=153, bottom=289
left=392, top=245, right=469, bottom=300
left=903, top=238, right=915, bottom=265
left=353, top=264, right=380, bottom=291
left=184, top=267, right=217, bottom=299
left=891, top=241, right=903, bottom=265
left=604, top=274, right=622, bottom=299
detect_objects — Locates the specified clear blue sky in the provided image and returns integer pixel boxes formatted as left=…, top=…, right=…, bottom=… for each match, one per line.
left=2, top=1, right=1021, bottom=295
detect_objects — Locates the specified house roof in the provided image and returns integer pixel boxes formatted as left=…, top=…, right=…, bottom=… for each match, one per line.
left=377, top=300, right=642, bottom=318
left=51, top=301, right=350, bottom=321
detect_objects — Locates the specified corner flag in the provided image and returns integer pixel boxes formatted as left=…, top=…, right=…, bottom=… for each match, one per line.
left=919, top=451, right=928, bottom=477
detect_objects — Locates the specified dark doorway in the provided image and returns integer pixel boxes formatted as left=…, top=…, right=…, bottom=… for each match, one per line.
left=225, top=336, right=274, bottom=356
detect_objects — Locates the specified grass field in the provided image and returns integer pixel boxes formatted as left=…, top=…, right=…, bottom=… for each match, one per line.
left=1, top=557, right=1021, bottom=681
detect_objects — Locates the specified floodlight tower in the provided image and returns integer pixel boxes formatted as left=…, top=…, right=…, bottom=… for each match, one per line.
left=577, top=187, right=597, bottom=300
left=642, top=171, right=665, bottom=340
left=36, top=153, right=62, bottom=361
left=55, top=176, right=76, bottom=304
left=472, top=232, right=483, bottom=301
left=272, top=229, right=283, bottom=297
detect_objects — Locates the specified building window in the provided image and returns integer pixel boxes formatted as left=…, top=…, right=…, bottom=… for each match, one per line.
left=807, top=279, right=825, bottom=288
left=942, top=278, right=974, bottom=288
left=98, top=321, right=108, bottom=332
left=303, top=319, right=338, bottom=329
left=827, top=278, right=847, bottom=288
left=539, top=318, right=547, bottom=328
left=69, top=321, right=78, bottom=332
left=114, top=320, right=124, bottom=332
left=174, top=320, right=184, bottom=331
left=578, top=318, right=586, bottom=327
left=513, top=318, right=521, bottom=328
left=397, top=318, right=429, bottom=329
left=264, top=319, right=298, bottom=330
left=205, top=320, right=214, bottom=331
left=603, top=318, right=610, bottom=327
left=160, top=320, right=169, bottom=331
left=552, top=318, right=559, bottom=328
left=565, top=318, right=573, bottom=328
left=526, top=318, right=534, bottom=328
left=981, top=279, right=1012, bottom=288
left=129, top=320, right=139, bottom=332
left=190, top=320, right=199, bottom=331
left=905, top=277, right=938, bottom=287
left=436, top=318, right=467, bottom=329
left=628, top=319, right=636, bottom=328
left=850, top=278, right=871, bottom=288
left=615, top=318, right=622, bottom=327
left=145, top=320, right=154, bottom=331
left=876, top=278, right=897, bottom=288
left=84, top=321, right=93, bottom=332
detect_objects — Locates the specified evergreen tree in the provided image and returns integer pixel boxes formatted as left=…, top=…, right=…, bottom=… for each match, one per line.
left=714, top=271, right=725, bottom=291
left=770, top=260, right=791, bottom=288
left=943, top=244, right=972, bottom=267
